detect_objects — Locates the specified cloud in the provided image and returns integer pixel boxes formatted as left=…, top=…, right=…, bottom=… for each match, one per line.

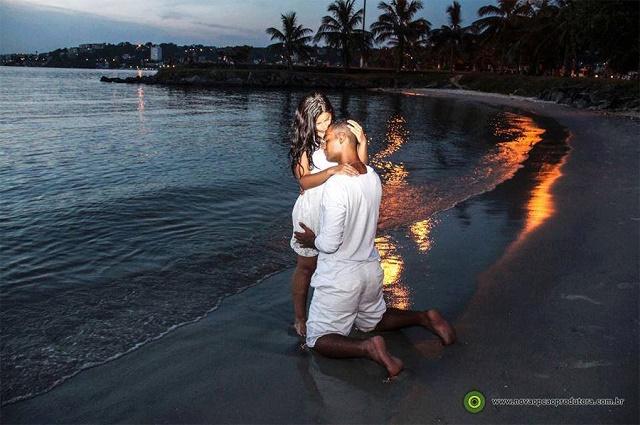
left=0, top=0, right=269, bottom=53
left=1, top=0, right=495, bottom=54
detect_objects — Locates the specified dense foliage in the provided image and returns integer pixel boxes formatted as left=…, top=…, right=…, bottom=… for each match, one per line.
left=266, top=12, right=315, bottom=72
left=273, top=0, right=639, bottom=76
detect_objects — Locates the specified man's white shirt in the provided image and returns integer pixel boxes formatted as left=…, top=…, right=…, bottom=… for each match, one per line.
left=313, top=165, right=382, bottom=285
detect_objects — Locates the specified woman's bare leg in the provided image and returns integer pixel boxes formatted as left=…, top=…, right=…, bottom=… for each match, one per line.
left=292, top=255, right=317, bottom=337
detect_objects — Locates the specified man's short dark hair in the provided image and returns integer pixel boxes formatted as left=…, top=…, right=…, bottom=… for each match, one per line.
left=328, top=119, right=356, bottom=145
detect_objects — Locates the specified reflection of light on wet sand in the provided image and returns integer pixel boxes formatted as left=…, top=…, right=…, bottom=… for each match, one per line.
left=372, top=109, right=562, bottom=308
left=522, top=160, right=564, bottom=236
left=494, top=113, right=564, bottom=237
left=375, top=112, right=549, bottom=232
left=491, top=113, right=546, bottom=173
left=375, top=235, right=411, bottom=309
left=409, top=218, right=436, bottom=252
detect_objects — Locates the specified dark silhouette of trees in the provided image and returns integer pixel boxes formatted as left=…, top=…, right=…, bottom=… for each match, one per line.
left=430, top=1, right=476, bottom=70
left=260, top=0, right=638, bottom=76
left=314, top=0, right=372, bottom=72
left=266, top=12, right=314, bottom=71
left=370, top=0, right=431, bottom=72
left=569, top=0, right=639, bottom=74
left=468, top=0, right=638, bottom=75
left=474, top=0, right=532, bottom=72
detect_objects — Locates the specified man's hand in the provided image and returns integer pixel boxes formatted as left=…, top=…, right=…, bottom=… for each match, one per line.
left=294, top=222, right=316, bottom=249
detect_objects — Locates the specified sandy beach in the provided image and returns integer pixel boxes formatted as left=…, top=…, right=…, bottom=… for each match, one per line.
left=2, top=90, right=638, bottom=424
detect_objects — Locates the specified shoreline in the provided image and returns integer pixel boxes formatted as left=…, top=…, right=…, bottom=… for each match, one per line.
left=2, top=89, right=638, bottom=424
left=382, top=87, right=640, bottom=119
left=99, top=66, right=640, bottom=114
left=391, top=89, right=639, bottom=423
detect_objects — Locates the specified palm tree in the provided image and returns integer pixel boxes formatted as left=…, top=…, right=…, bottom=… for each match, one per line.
left=430, top=1, right=471, bottom=70
left=473, top=0, right=532, bottom=72
left=553, top=0, right=582, bottom=76
left=370, top=0, right=431, bottom=73
left=266, top=12, right=314, bottom=72
left=518, top=0, right=568, bottom=75
left=314, top=0, right=371, bottom=72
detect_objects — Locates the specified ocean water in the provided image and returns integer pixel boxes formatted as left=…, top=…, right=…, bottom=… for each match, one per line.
left=0, top=67, right=568, bottom=404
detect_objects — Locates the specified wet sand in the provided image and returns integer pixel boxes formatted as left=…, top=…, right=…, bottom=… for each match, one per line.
left=2, top=90, right=638, bottom=424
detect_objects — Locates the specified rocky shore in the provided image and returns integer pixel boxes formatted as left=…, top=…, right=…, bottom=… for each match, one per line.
left=101, top=68, right=640, bottom=113
left=537, top=83, right=640, bottom=111
left=101, top=70, right=398, bottom=90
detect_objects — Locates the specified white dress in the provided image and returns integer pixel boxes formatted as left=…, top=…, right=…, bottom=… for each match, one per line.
left=290, top=148, right=336, bottom=257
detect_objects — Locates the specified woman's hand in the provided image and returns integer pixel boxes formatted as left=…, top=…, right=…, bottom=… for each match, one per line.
left=347, top=120, right=367, bottom=145
left=330, top=163, right=359, bottom=177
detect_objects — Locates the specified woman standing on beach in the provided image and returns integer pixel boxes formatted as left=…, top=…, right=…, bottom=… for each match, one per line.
left=289, top=92, right=369, bottom=337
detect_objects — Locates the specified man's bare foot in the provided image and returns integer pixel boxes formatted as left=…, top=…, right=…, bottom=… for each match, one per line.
left=366, top=336, right=404, bottom=377
left=423, top=310, right=457, bottom=345
left=294, top=318, right=306, bottom=337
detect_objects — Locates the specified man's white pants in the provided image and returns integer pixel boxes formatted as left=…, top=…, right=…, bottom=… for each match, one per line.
left=306, top=261, right=386, bottom=348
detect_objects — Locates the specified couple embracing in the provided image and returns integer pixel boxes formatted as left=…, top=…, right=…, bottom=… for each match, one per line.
left=287, top=92, right=456, bottom=377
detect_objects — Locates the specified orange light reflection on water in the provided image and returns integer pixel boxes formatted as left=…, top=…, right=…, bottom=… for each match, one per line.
left=374, top=114, right=419, bottom=230
left=373, top=115, right=413, bottom=309
left=372, top=110, right=563, bottom=310
left=409, top=218, right=436, bottom=252
left=494, top=113, right=563, bottom=238
left=371, top=115, right=410, bottom=187
left=522, top=161, right=564, bottom=236
left=492, top=113, right=545, bottom=173
left=375, top=235, right=411, bottom=310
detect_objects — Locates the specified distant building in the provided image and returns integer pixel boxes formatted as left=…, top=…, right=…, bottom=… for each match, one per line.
left=79, top=43, right=105, bottom=51
left=150, top=45, right=162, bottom=62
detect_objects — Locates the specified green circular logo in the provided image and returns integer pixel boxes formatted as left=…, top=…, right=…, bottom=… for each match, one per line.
left=464, top=390, right=486, bottom=413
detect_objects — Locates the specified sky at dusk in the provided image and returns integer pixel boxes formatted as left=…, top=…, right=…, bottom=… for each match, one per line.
left=0, top=0, right=496, bottom=54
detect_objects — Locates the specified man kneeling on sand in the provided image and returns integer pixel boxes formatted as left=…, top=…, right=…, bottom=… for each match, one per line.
left=294, top=119, right=456, bottom=377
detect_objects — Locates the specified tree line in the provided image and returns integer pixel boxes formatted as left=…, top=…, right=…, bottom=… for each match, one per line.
left=266, top=0, right=639, bottom=77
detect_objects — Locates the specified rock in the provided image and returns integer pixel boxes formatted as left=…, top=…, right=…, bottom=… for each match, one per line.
left=589, top=89, right=613, bottom=104
left=549, top=90, right=566, bottom=103
left=449, top=74, right=464, bottom=89
left=622, top=97, right=640, bottom=110
left=183, top=75, right=203, bottom=84
left=226, top=77, right=244, bottom=85
left=572, top=97, right=590, bottom=109
left=596, top=100, right=613, bottom=110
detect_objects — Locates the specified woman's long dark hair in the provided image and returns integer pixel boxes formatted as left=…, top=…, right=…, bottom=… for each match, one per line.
left=289, top=92, right=334, bottom=177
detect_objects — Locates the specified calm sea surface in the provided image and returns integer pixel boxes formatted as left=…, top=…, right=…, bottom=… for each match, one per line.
left=0, top=67, right=567, bottom=404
